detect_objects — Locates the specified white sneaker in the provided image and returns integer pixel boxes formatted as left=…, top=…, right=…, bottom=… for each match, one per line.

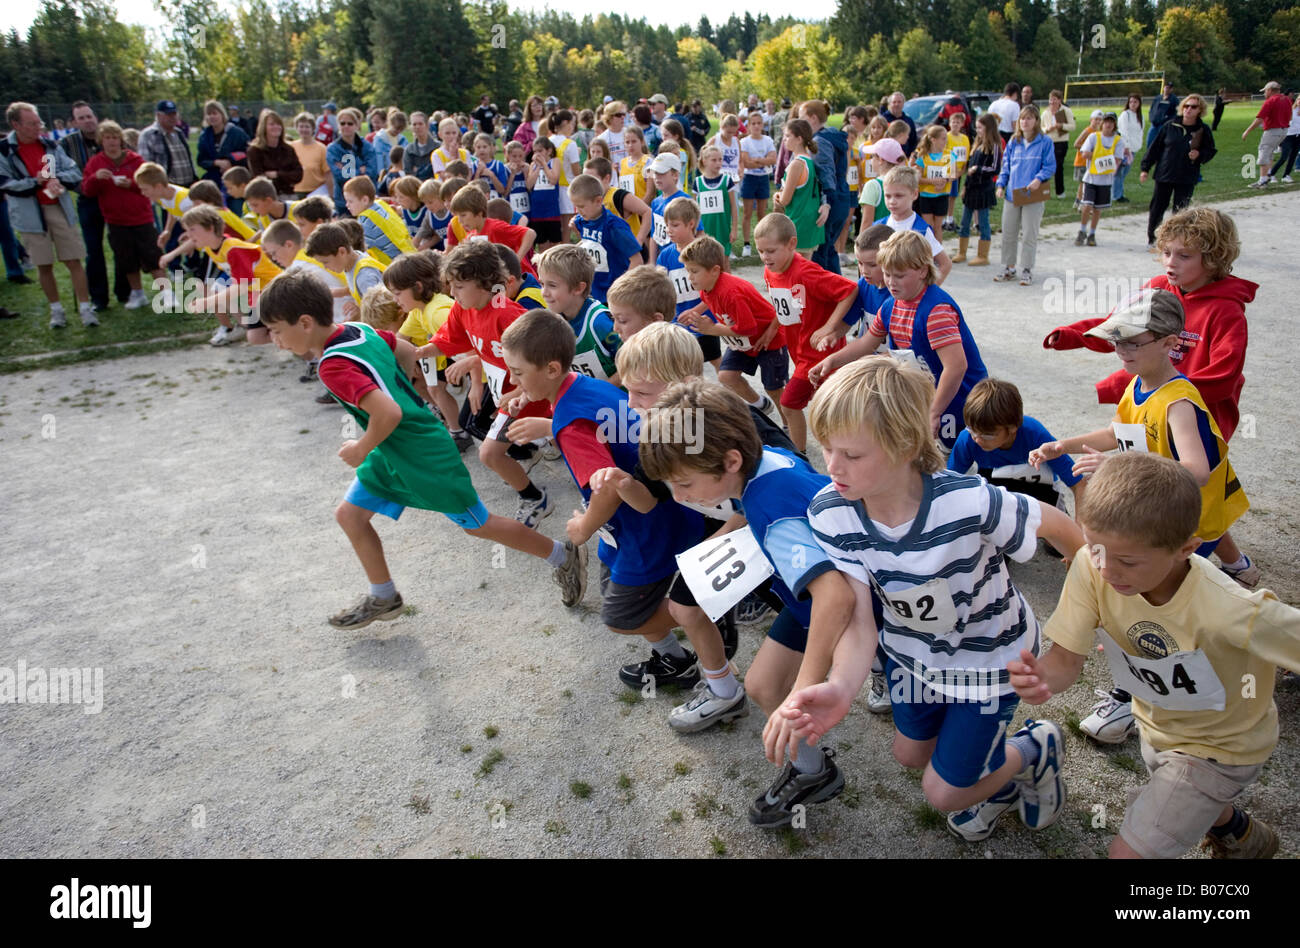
left=1078, top=689, right=1136, bottom=744
left=1248, top=179, right=1266, bottom=189
left=756, top=394, right=777, bottom=416
left=1013, top=719, right=1066, bottom=831
left=1283, top=176, right=1294, bottom=184
left=948, top=784, right=1019, bottom=841
left=513, top=488, right=551, bottom=529
left=79, top=303, right=99, bottom=327
left=154, top=287, right=175, bottom=311
left=866, top=669, right=892, bottom=714
left=49, top=306, right=67, bottom=329
left=668, top=679, right=749, bottom=733
left=209, top=325, right=233, bottom=346
left=1219, top=554, right=1260, bottom=589
left=742, top=244, right=751, bottom=256
left=124, top=290, right=149, bottom=310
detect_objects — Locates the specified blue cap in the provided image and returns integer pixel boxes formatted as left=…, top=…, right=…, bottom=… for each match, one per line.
left=156, top=100, right=178, bottom=113
left=323, top=101, right=338, bottom=111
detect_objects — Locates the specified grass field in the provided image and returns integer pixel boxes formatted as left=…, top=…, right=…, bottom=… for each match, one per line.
left=1, top=102, right=1291, bottom=371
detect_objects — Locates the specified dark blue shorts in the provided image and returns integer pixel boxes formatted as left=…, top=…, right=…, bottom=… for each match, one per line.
left=740, top=174, right=771, bottom=201
left=765, top=606, right=807, bottom=653
left=719, top=345, right=789, bottom=392
left=886, top=657, right=1020, bottom=789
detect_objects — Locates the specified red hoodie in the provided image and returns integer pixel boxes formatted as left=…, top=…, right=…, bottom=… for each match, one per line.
left=81, top=149, right=154, bottom=227
left=1043, top=273, right=1257, bottom=440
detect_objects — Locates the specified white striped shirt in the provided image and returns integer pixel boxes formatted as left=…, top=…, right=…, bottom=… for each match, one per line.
left=807, top=470, right=1042, bottom=698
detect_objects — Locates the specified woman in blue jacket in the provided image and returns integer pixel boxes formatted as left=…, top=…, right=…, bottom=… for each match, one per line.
left=196, top=101, right=250, bottom=187
left=993, top=105, right=1055, bottom=286
left=325, top=108, right=379, bottom=216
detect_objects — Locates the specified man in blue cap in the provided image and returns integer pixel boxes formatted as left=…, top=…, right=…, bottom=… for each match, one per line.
left=139, top=99, right=198, bottom=254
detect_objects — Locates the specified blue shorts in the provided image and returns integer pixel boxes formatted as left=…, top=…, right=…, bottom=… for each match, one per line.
left=886, top=658, right=1020, bottom=788
left=344, top=478, right=491, bottom=529
left=949, top=179, right=960, bottom=198
left=1195, top=537, right=1221, bottom=558
left=719, top=345, right=789, bottom=392
left=766, top=606, right=807, bottom=653
left=740, top=174, right=770, bottom=201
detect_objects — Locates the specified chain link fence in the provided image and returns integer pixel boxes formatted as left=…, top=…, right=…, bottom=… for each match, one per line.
left=18, top=100, right=335, bottom=133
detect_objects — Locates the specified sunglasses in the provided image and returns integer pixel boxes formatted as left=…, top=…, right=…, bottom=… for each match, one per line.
left=1114, top=335, right=1162, bottom=353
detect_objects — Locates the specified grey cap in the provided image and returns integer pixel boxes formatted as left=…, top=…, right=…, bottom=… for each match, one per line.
left=1085, top=288, right=1185, bottom=342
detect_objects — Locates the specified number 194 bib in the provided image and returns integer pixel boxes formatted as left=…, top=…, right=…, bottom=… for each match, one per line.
left=1103, top=644, right=1225, bottom=711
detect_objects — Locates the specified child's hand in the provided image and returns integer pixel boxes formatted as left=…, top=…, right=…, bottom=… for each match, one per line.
left=506, top=416, right=550, bottom=444
left=765, top=681, right=854, bottom=762
left=590, top=466, right=632, bottom=495
left=807, top=357, right=834, bottom=388
left=566, top=510, right=592, bottom=546
left=342, top=300, right=360, bottom=319
left=95, top=168, right=114, bottom=181
left=1028, top=441, right=1064, bottom=467
left=1007, top=649, right=1051, bottom=704
left=338, top=439, right=369, bottom=468
left=815, top=204, right=829, bottom=227
left=1071, top=445, right=1105, bottom=478
left=676, top=311, right=706, bottom=331
left=443, top=357, right=476, bottom=385
left=156, top=232, right=169, bottom=249
left=467, top=384, right=483, bottom=415
left=502, top=391, right=530, bottom=416
left=929, top=407, right=943, bottom=437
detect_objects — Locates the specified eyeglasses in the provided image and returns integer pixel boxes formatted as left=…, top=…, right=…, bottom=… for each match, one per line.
left=1183, top=105, right=1201, bottom=111
left=1114, top=335, right=1161, bottom=353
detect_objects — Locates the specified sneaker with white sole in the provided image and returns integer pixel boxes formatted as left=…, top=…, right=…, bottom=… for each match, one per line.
left=79, top=303, right=99, bottom=327
left=948, top=783, right=1019, bottom=842
left=748, top=747, right=844, bottom=828
left=1013, top=719, right=1066, bottom=830
left=669, top=679, right=749, bottom=733
left=734, top=591, right=774, bottom=626
left=449, top=428, right=474, bottom=453
left=328, top=592, right=405, bottom=629
left=49, top=306, right=67, bottom=329
left=993, top=266, right=1018, bottom=282
left=1219, top=555, right=1260, bottom=589
left=618, top=648, right=699, bottom=690
left=1078, top=689, right=1136, bottom=744
left=1282, top=176, right=1294, bottom=184
left=513, top=488, right=551, bottom=528
left=866, top=669, right=892, bottom=714
left=553, top=540, right=588, bottom=608
left=1019, top=268, right=1034, bottom=286
left=210, top=325, right=233, bottom=346
left=124, top=290, right=149, bottom=310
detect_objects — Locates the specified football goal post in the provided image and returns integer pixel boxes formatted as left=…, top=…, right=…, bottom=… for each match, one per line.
left=1064, top=71, right=1166, bottom=106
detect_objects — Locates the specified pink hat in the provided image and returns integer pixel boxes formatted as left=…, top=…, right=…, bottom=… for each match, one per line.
left=863, top=138, right=905, bottom=164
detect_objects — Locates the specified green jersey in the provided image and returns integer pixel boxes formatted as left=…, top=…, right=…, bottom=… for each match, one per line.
left=320, top=322, right=479, bottom=513
left=694, top=173, right=735, bottom=247
left=565, top=297, right=621, bottom=381
left=783, top=155, right=822, bottom=250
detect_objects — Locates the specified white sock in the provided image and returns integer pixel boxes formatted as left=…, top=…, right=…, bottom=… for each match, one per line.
left=1221, top=554, right=1249, bottom=571
left=747, top=394, right=764, bottom=408
left=702, top=663, right=738, bottom=699
left=50, top=302, right=65, bottom=314
left=545, top=540, right=567, bottom=567
left=650, top=634, right=687, bottom=658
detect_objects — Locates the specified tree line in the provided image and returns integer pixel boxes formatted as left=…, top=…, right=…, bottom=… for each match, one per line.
left=3, top=0, right=1296, bottom=117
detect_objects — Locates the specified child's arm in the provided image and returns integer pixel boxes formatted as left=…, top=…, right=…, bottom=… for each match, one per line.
left=1037, top=501, right=1086, bottom=559
left=339, top=388, right=403, bottom=467
left=525, top=164, right=539, bottom=188
left=1029, top=421, right=1119, bottom=470
left=728, top=189, right=740, bottom=244
left=807, top=329, right=885, bottom=386
left=159, top=237, right=196, bottom=267
left=933, top=250, right=952, bottom=284
left=1166, top=399, right=1212, bottom=486
left=505, top=415, right=553, bottom=444
left=482, top=164, right=507, bottom=193
left=1007, top=645, right=1088, bottom=705
left=772, top=156, right=800, bottom=208
left=393, top=336, right=422, bottom=383
left=157, top=215, right=176, bottom=248
left=516, top=226, right=536, bottom=259
left=566, top=481, right=624, bottom=547
left=930, top=343, right=968, bottom=436
left=589, top=466, right=658, bottom=514
left=414, top=339, right=448, bottom=361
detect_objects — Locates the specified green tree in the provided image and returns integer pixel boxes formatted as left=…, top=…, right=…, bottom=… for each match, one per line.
left=1255, top=7, right=1300, bottom=84
left=1028, top=17, right=1076, bottom=92
left=1153, top=6, right=1234, bottom=91
left=963, top=10, right=1017, bottom=89
left=676, top=36, right=724, bottom=104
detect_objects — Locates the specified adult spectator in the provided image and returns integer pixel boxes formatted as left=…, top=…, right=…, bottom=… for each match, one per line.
left=512, top=95, right=547, bottom=155
left=688, top=100, right=711, bottom=152
left=1040, top=89, right=1076, bottom=197
left=403, top=111, right=437, bottom=180
left=1212, top=88, right=1227, bottom=130
left=993, top=104, right=1055, bottom=286
left=597, top=101, right=628, bottom=166
left=762, top=99, right=778, bottom=135
left=1244, top=81, right=1291, bottom=188
left=502, top=99, right=523, bottom=143
left=227, top=105, right=255, bottom=138
left=988, top=83, right=1022, bottom=146
left=543, top=96, right=560, bottom=125
left=366, top=108, right=387, bottom=141
left=139, top=100, right=198, bottom=188
left=746, top=93, right=760, bottom=113
left=631, top=103, right=661, bottom=154
left=669, top=101, right=692, bottom=136
left=196, top=100, right=250, bottom=186
left=248, top=109, right=303, bottom=197
left=1146, top=82, right=1179, bottom=149
left=371, top=109, right=408, bottom=171
left=325, top=108, right=378, bottom=215
left=315, top=102, right=338, bottom=145
left=0, top=102, right=97, bottom=326
left=80, top=120, right=160, bottom=310
left=1266, top=92, right=1300, bottom=184
left=881, top=91, right=918, bottom=155
left=1020, top=85, right=1035, bottom=108
left=649, top=94, right=670, bottom=126
left=803, top=99, right=850, bottom=275
left=472, top=95, right=497, bottom=137
left=290, top=112, right=331, bottom=199
left=1141, top=93, right=1215, bottom=248
left=60, top=100, right=124, bottom=309
left=1114, top=93, right=1144, bottom=204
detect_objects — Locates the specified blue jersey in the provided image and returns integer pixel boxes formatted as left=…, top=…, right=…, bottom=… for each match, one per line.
left=949, top=416, right=1082, bottom=487
left=529, top=167, right=561, bottom=220
left=650, top=189, right=691, bottom=248
left=428, top=208, right=452, bottom=247
left=401, top=205, right=428, bottom=239
left=552, top=374, right=703, bottom=584
left=506, top=168, right=530, bottom=217
left=656, top=241, right=717, bottom=329
left=480, top=159, right=509, bottom=198
left=845, top=279, right=891, bottom=329
left=738, top=448, right=837, bottom=629
left=573, top=208, right=642, bottom=303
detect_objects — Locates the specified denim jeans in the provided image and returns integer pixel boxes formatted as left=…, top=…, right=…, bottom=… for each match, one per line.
left=959, top=205, right=990, bottom=240
left=813, top=193, right=852, bottom=274
left=1112, top=161, right=1133, bottom=201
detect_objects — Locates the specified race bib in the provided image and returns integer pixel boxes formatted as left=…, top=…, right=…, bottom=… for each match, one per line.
left=418, top=356, right=438, bottom=386
left=510, top=191, right=530, bottom=214
left=926, top=163, right=947, bottom=180
left=571, top=348, right=610, bottom=381
left=698, top=190, right=724, bottom=215
left=534, top=173, right=555, bottom=191
left=873, top=575, right=960, bottom=636
left=652, top=213, right=669, bottom=246
left=846, top=164, right=860, bottom=187
left=1103, top=645, right=1226, bottom=712
left=483, top=361, right=507, bottom=403
left=1112, top=422, right=1149, bottom=453
left=990, top=462, right=1051, bottom=484
left=768, top=286, right=802, bottom=326
left=669, top=268, right=698, bottom=303
left=618, top=173, right=635, bottom=193
left=890, top=348, right=931, bottom=378
left=951, top=146, right=967, bottom=163
left=470, top=234, right=489, bottom=243
left=675, top=528, right=774, bottom=622
left=1094, top=154, right=1117, bottom=174
left=717, top=319, right=752, bottom=350
left=579, top=238, right=608, bottom=273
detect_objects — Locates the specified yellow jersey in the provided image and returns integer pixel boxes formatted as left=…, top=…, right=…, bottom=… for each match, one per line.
left=916, top=149, right=953, bottom=195
left=345, top=253, right=388, bottom=305
left=618, top=155, right=652, bottom=206
left=398, top=293, right=455, bottom=373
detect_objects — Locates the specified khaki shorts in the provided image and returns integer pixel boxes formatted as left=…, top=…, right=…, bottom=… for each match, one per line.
left=1119, top=736, right=1262, bottom=859
left=23, top=203, right=86, bottom=266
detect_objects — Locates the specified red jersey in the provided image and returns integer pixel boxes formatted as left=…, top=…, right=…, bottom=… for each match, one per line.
left=81, top=150, right=153, bottom=226
left=700, top=271, right=784, bottom=357
left=447, top=217, right=537, bottom=275
left=432, top=294, right=549, bottom=418
left=764, top=254, right=855, bottom=373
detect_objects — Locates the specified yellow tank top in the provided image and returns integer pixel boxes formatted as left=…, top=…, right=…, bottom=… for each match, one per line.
left=346, top=253, right=388, bottom=305
left=552, top=136, right=576, bottom=186
left=618, top=155, right=651, bottom=205
left=221, top=208, right=255, bottom=240
left=399, top=294, right=453, bottom=370
left=1116, top=376, right=1249, bottom=542
left=604, top=186, right=640, bottom=236
left=359, top=201, right=416, bottom=263
left=947, top=133, right=970, bottom=176
left=917, top=149, right=953, bottom=195
left=159, top=186, right=192, bottom=219
left=255, top=199, right=300, bottom=235
left=1088, top=133, right=1121, bottom=177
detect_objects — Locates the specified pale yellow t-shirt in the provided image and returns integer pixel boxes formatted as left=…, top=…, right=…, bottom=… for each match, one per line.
left=1044, top=549, right=1300, bottom=765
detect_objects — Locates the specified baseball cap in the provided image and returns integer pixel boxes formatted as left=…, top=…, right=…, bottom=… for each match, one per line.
left=603, top=95, right=613, bottom=104
left=649, top=94, right=669, bottom=105
left=1262, top=81, right=1281, bottom=93
left=1101, top=111, right=1118, bottom=122
left=1084, top=289, right=1185, bottom=343
left=156, top=100, right=178, bottom=113
left=323, top=101, right=338, bottom=111
left=863, top=138, right=905, bottom=164
left=544, top=95, right=559, bottom=107
left=1090, top=109, right=1105, bottom=120
left=647, top=152, right=681, bottom=175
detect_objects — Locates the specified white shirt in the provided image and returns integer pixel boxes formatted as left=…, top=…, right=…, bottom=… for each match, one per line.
left=988, top=97, right=1022, bottom=134
left=1118, top=110, right=1144, bottom=148
left=598, top=128, right=628, bottom=166
left=740, top=135, right=776, bottom=177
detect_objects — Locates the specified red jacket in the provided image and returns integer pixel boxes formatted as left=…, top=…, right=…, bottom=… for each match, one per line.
left=81, top=150, right=154, bottom=226
left=1043, top=273, right=1257, bottom=440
